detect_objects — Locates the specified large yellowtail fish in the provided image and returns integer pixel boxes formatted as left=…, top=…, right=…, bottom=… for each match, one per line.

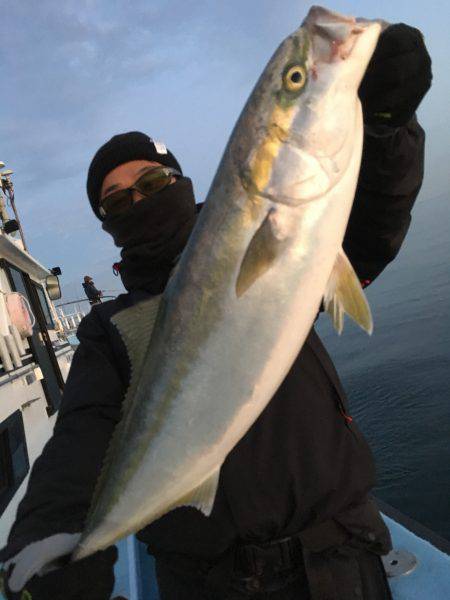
left=74, top=6, right=381, bottom=560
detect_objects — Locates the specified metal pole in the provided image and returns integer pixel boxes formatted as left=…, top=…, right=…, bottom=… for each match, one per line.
left=6, top=184, right=28, bottom=252
left=0, top=188, right=10, bottom=224
left=126, top=536, right=141, bottom=600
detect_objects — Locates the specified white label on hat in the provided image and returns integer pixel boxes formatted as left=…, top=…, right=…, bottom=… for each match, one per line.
left=154, top=141, right=168, bottom=155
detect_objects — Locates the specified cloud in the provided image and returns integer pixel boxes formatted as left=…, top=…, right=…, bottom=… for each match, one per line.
left=1, top=0, right=448, bottom=291
left=4, top=4, right=237, bottom=166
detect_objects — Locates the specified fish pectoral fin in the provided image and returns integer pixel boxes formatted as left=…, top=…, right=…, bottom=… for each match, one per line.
left=323, top=249, right=373, bottom=335
left=173, top=467, right=221, bottom=517
left=236, top=207, right=290, bottom=297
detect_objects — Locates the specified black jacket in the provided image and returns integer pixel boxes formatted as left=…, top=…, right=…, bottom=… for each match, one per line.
left=82, top=282, right=102, bottom=303
left=0, top=119, right=425, bottom=563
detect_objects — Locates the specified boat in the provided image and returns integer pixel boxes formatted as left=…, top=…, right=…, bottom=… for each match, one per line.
left=0, top=163, right=74, bottom=552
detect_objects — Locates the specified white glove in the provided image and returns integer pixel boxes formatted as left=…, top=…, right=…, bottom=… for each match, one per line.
left=2, top=533, right=81, bottom=592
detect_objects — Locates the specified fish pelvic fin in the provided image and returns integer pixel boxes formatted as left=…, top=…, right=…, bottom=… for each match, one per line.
left=236, top=207, right=291, bottom=297
left=324, top=249, right=373, bottom=335
left=170, top=467, right=221, bottom=517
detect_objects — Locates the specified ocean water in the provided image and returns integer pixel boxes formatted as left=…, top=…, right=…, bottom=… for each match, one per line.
left=316, top=192, right=450, bottom=541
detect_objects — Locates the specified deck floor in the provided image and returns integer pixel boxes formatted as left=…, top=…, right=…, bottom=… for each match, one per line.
left=1, top=514, right=448, bottom=599
left=113, top=515, right=450, bottom=599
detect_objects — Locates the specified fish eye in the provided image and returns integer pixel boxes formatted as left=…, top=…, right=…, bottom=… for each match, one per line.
left=283, top=65, right=307, bottom=92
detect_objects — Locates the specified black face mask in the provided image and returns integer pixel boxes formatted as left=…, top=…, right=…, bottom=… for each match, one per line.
left=102, top=177, right=197, bottom=294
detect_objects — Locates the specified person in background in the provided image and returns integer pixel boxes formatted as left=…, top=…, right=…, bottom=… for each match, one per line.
left=82, top=275, right=103, bottom=305
left=0, top=23, right=431, bottom=600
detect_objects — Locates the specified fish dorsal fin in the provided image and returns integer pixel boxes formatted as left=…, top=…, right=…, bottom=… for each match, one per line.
left=111, top=295, right=162, bottom=416
left=86, top=295, right=163, bottom=521
left=109, top=296, right=220, bottom=522
left=112, top=295, right=162, bottom=380
left=168, top=467, right=221, bottom=517
left=324, top=249, right=373, bottom=335
left=236, top=207, right=291, bottom=297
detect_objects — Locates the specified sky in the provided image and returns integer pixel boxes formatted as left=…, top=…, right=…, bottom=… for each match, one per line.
left=1, top=0, right=449, bottom=302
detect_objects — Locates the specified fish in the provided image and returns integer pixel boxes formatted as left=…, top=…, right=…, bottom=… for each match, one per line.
left=74, top=5, right=381, bottom=560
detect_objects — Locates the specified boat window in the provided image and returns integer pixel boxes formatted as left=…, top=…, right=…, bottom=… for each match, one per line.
left=0, top=410, right=29, bottom=517
left=0, top=432, right=9, bottom=495
left=3, top=261, right=64, bottom=411
left=7, top=267, right=24, bottom=298
left=8, top=417, right=29, bottom=482
left=34, top=285, right=54, bottom=329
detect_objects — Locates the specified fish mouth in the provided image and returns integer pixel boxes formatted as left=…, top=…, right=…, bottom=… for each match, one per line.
left=302, top=5, right=373, bottom=62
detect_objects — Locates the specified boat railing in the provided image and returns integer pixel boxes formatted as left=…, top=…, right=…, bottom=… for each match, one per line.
left=56, top=297, right=116, bottom=334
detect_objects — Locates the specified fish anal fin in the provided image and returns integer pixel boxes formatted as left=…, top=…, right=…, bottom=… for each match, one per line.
left=324, top=249, right=373, bottom=335
left=170, top=467, right=221, bottom=517
left=236, top=207, right=290, bottom=297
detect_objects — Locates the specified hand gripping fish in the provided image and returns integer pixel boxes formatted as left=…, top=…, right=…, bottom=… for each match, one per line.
left=74, top=6, right=381, bottom=560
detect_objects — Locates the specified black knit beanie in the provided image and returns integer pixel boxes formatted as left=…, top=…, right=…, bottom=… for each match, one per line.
left=87, top=131, right=183, bottom=219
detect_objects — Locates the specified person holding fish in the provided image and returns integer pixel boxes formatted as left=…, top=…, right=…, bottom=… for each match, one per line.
left=0, top=8, right=431, bottom=600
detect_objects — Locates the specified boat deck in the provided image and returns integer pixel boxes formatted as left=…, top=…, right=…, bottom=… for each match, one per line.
left=1, top=512, right=448, bottom=598
left=385, top=515, right=450, bottom=600
left=112, top=514, right=450, bottom=599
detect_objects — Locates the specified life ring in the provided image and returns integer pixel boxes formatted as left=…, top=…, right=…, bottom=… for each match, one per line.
left=5, top=292, right=35, bottom=338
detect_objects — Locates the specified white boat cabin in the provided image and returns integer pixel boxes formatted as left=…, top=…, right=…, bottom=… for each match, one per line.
left=0, top=230, right=73, bottom=548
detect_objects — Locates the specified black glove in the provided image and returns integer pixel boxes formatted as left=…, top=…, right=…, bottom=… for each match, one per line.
left=1, top=546, right=118, bottom=600
left=359, top=23, right=432, bottom=127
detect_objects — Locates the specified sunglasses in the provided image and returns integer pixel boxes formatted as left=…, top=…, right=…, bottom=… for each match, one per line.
left=99, top=166, right=182, bottom=218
